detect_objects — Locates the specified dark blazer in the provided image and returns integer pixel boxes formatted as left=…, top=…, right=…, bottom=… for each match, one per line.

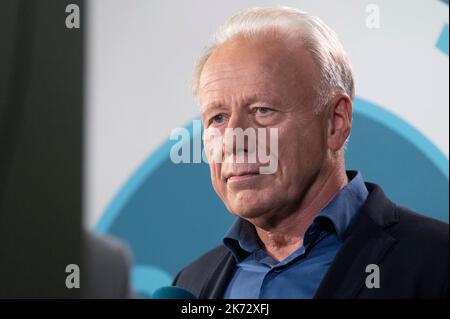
left=173, top=182, right=449, bottom=299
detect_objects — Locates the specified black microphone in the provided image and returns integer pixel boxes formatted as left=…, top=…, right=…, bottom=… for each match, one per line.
left=151, top=286, right=197, bottom=299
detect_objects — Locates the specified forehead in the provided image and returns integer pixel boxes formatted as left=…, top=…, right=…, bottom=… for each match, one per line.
left=198, top=35, right=317, bottom=107
left=199, top=64, right=283, bottom=104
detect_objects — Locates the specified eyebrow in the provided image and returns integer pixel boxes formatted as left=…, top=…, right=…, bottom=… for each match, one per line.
left=201, top=91, right=284, bottom=119
left=201, top=103, right=227, bottom=119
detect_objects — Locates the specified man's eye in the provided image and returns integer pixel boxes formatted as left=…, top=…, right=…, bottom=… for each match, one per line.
left=212, top=114, right=225, bottom=124
left=255, top=107, right=271, bottom=115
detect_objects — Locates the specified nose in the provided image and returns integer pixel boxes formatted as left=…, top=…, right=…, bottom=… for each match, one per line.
left=227, top=110, right=248, bottom=130
left=222, top=111, right=253, bottom=160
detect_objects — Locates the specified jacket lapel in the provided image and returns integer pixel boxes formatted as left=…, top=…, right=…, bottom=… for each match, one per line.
left=314, top=183, right=399, bottom=298
left=199, top=249, right=236, bottom=299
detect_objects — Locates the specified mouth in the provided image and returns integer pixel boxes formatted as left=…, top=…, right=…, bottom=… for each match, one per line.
left=225, top=172, right=260, bottom=182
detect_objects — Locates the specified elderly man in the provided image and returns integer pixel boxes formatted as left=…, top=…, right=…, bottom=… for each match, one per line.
left=173, top=6, right=448, bottom=298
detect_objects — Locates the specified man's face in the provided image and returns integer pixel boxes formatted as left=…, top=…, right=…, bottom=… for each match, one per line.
left=198, top=34, right=328, bottom=225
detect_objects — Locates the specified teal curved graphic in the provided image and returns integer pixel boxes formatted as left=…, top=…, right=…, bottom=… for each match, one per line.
left=132, top=265, right=173, bottom=298
left=353, top=99, right=448, bottom=180
left=436, top=23, right=449, bottom=55
left=436, top=1, right=449, bottom=55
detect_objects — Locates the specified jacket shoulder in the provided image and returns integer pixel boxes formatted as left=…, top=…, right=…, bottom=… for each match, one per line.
left=389, top=205, right=448, bottom=246
left=363, top=182, right=448, bottom=246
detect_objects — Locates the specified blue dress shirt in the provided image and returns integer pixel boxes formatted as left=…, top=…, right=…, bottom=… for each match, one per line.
left=223, top=171, right=369, bottom=299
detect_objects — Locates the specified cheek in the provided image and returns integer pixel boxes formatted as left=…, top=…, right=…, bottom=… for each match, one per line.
left=277, top=121, right=324, bottom=172
left=209, top=163, right=225, bottom=195
left=204, top=130, right=226, bottom=193
left=203, top=128, right=223, bottom=164
left=209, top=162, right=220, bottom=180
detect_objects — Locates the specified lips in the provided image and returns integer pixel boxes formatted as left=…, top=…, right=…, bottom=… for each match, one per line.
left=226, top=172, right=259, bottom=181
left=223, top=165, right=261, bottom=182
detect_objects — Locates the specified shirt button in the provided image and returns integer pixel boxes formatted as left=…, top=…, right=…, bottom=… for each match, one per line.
left=273, top=268, right=282, bottom=273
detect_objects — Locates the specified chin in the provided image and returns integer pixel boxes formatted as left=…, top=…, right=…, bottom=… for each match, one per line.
left=226, top=192, right=270, bottom=220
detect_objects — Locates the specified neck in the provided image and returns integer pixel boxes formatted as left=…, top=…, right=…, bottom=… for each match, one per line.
left=253, top=164, right=348, bottom=262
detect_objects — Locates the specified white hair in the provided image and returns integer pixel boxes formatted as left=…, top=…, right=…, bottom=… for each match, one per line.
left=192, top=6, right=355, bottom=113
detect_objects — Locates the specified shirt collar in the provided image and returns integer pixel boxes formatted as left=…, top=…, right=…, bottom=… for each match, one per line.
left=311, top=170, right=368, bottom=242
left=223, top=170, right=369, bottom=261
left=223, top=217, right=259, bottom=261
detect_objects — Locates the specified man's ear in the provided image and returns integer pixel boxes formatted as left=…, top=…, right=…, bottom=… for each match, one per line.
left=327, top=94, right=352, bottom=152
